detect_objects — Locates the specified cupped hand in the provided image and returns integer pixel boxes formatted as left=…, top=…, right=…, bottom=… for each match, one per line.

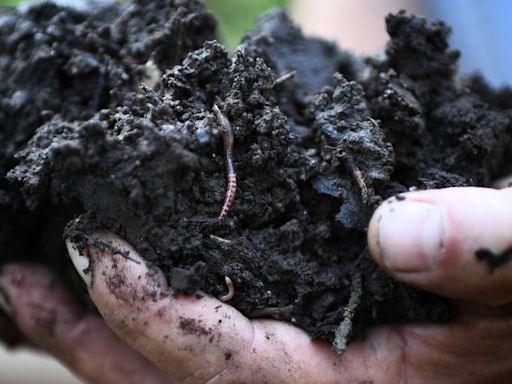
left=2, top=185, right=512, bottom=383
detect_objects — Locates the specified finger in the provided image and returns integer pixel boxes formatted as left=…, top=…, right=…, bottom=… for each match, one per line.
left=368, top=187, right=512, bottom=305
left=0, top=263, right=173, bottom=384
left=68, top=232, right=512, bottom=383
left=378, top=312, right=512, bottom=384
left=67, top=232, right=349, bottom=383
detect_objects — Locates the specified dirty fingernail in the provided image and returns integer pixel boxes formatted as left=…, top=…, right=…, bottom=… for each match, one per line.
left=0, top=286, right=13, bottom=317
left=377, top=201, right=446, bottom=273
left=66, top=239, right=92, bottom=288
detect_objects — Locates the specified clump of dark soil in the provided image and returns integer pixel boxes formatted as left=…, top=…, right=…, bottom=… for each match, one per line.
left=2, top=2, right=511, bottom=351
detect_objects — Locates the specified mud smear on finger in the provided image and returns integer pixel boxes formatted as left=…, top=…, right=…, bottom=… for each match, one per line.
left=476, top=247, right=512, bottom=273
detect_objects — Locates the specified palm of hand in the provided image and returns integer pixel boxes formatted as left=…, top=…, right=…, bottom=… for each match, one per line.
left=1, top=186, right=512, bottom=383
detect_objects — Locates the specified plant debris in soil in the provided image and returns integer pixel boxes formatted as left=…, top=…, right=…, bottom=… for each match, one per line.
left=2, top=1, right=512, bottom=351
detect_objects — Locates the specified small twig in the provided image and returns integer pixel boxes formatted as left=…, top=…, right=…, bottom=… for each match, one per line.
left=83, top=235, right=141, bottom=265
left=219, top=276, right=234, bottom=302
left=352, top=167, right=369, bottom=204
left=324, top=147, right=369, bottom=204
left=209, top=234, right=232, bottom=244
left=368, top=117, right=379, bottom=128
left=354, top=247, right=370, bottom=268
left=272, top=70, right=297, bottom=87
left=344, top=157, right=369, bottom=204
left=213, top=104, right=237, bottom=223
left=333, top=272, right=363, bottom=355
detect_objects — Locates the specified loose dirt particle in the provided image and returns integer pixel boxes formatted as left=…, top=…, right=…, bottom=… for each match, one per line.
left=179, top=317, right=210, bottom=337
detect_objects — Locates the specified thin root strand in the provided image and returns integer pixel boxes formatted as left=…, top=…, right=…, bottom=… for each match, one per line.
left=352, top=167, right=369, bottom=204
left=209, top=234, right=232, bottom=244
left=272, top=70, right=297, bottom=87
left=333, top=272, right=363, bottom=355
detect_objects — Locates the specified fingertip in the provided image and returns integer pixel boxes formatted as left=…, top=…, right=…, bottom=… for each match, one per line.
left=66, top=239, right=92, bottom=288
left=66, top=232, right=165, bottom=294
left=368, top=194, right=447, bottom=274
left=368, top=187, right=512, bottom=304
left=367, top=202, right=383, bottom=266
left=72, top=232, right=168, bottom=309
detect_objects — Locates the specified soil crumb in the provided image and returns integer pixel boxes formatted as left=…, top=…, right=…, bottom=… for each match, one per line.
left=1, top=3, right=511, bottom=347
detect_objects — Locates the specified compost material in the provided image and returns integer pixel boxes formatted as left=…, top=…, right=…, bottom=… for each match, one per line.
left=2, top=1, right=511, bottom=350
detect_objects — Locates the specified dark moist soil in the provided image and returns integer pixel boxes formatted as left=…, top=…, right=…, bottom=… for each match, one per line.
left=2, top=2, right=512, bottom=350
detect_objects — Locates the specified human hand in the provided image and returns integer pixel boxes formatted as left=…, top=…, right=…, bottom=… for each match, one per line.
left=0, top=263, right=173, bottom=383
left=2, top=184, right=512, bottom=383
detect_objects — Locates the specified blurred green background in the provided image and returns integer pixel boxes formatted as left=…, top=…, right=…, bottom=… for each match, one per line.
left=0, top=0, right=290, bottom=50
left=0, top=0, right=23, bottom=5
left=206, top=0, right=289, bottom=50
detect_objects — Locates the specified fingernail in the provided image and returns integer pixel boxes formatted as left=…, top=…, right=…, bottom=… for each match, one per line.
left=377, top=201, right=446, bottom=273
left=66, top=239, right=93, bottom=288
left=0, top=286, right=13, bottom=317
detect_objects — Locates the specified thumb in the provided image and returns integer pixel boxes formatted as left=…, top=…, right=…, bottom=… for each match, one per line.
left=368, top=187, right=512, bottom=305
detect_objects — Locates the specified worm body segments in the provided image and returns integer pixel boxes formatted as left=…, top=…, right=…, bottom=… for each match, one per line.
left=213, top=104, right=237, bottom=223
